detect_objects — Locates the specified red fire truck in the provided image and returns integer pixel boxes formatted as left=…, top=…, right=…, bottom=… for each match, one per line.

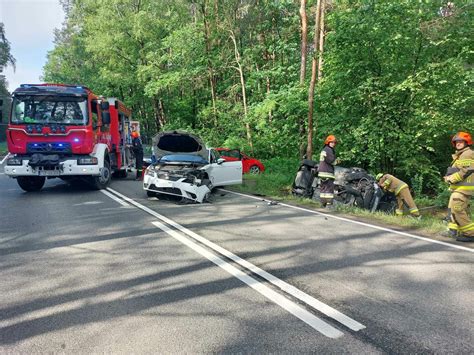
left=4, top=83, right=134, bottom=191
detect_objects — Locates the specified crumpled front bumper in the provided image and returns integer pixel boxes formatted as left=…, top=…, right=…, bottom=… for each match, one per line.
left=143, top=173, right=211, bottom=203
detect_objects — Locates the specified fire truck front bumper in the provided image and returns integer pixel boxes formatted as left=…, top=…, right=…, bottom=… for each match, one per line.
left=4, top=156, right=102, bottom=177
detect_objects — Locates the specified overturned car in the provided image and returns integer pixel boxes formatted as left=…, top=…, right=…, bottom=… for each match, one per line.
left=143, top=131, right=242, bottom=203
left=292, top=160, right=396, bottom=212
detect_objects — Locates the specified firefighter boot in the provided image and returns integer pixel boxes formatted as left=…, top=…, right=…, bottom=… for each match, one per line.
left=441, top=229, right=458, bottom=239
left=325, top=203, right=335, bottom=212
left=456, top=235, right=474, bottom=242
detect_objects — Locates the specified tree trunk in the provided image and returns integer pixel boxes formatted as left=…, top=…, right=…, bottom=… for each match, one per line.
left=200, top=1, right=218, bottom=126
left=317, top=0, right=326, bottom=81
left=299, top=0, right=308, bottom=85
left=152, top=96, right=166, bottom=130
left=158, top=98, right=166, bottom=128
left=306, top=0, right=323, bottom=159
left=298, top=0, right=308, bottom=157
left=266, top=76, right=272, bottom=122
left=230, top=29, right=253, bottom=151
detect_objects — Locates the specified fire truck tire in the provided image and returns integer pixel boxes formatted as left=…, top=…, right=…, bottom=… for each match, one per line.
left=17, top=176, right=46, bottom=192
left=91, top=158, right=111, bottom=190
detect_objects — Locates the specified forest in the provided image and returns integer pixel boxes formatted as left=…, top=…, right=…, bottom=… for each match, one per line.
left=36, top=0, right=473, bottom=195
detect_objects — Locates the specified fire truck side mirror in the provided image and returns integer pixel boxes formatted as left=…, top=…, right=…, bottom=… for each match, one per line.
left=102, top=111, right=111, bottom=125
left=100, top=101, right=111, bottom=125
left=100, top=101, right=110, bottom=110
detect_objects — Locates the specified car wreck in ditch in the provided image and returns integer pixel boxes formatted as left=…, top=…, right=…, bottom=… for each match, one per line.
left=292, top=160, right=396, bottom=212
left=143, top=131, right=242, bottom=203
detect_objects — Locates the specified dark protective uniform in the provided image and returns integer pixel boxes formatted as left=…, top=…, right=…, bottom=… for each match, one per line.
left=132, top=136, right=144, bottom=179
left=318, top=145, right=336, bottom=206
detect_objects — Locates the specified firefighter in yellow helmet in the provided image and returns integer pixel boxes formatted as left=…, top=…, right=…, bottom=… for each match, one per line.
left=318, top=135, right=339, bottom=209
left=443, top=131, right=474, bottom=242
left=375, top=173, right=420, bottom=218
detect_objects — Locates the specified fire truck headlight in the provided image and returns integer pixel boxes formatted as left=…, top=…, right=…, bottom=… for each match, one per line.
left=73, top=138, right=80, bottom=143
left=7, top=157, right=22, bottom=166
left=77, top=157, right=98, bottom=165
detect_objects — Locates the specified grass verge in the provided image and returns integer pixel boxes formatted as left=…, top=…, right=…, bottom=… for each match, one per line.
left=230, top=157, right=452, bottom=238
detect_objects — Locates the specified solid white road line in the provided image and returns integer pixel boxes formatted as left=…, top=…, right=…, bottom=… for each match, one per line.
left=100, top=189, right=131, bottom=207
left=106, top=187, right=365, bottom=332
left=223, top=189, right=474, bottom=254
left=150, top=220, right=343, bottom=338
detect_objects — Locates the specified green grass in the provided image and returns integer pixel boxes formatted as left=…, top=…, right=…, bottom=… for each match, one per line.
left=230, top=157, right=452, bottom=237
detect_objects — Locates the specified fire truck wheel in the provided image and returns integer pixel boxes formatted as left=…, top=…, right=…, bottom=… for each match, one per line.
left=91, top=159, right=111, bottom=190
left=17, top=176, right=46, bottom=192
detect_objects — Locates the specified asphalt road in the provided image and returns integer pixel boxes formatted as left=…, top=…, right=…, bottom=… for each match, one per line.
left=0, top=167, right=473, bottom=353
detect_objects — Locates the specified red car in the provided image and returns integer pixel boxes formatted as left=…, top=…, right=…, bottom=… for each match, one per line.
left=216, top=148, right=265, bottom=174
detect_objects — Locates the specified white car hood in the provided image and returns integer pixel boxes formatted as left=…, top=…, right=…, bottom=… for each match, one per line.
left=152, top=131, right=208, bottom=161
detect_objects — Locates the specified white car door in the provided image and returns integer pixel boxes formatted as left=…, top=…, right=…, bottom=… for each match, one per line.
left=207, top=149, right=242, bottom=186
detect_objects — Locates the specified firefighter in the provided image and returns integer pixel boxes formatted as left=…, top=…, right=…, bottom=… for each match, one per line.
left=443, top=131, right=474, bottom=242
left=375, top=173, right=420, bottom=218
left=318, top=135, right=338, bottom=208
left=131, top=131, right=144, bottom=180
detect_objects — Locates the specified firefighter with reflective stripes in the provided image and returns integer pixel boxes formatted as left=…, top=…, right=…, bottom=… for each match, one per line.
left=375, top=173, right=420, bottom=218
left=318, top=135, right=338, bottom=208
left=443, top=131, right=474, bottom=242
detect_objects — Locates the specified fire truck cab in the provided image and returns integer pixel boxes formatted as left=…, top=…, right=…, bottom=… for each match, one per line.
left=5, top=83, right=134, bottom=191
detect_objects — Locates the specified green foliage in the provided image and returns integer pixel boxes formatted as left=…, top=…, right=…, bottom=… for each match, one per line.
left=235, top=157, right=299, bottom=197
left=320, top=0, right=474, bottom=192
left=41, top=0, right=473, bottom=198
left=0, top=23, right=15, bottom=71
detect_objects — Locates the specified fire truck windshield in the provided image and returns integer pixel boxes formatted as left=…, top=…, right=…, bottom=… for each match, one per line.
left=11, top=95, right=88, bottom=126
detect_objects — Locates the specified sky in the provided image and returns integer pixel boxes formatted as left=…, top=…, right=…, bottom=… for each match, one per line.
left=0, top=0, right=65, bottom=92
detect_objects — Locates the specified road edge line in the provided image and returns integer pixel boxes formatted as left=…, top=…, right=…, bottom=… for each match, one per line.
left=222, top=189, right=474, bottom=254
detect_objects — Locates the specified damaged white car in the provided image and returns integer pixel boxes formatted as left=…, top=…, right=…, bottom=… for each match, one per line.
left=143, top=131, right=242, bottom=203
